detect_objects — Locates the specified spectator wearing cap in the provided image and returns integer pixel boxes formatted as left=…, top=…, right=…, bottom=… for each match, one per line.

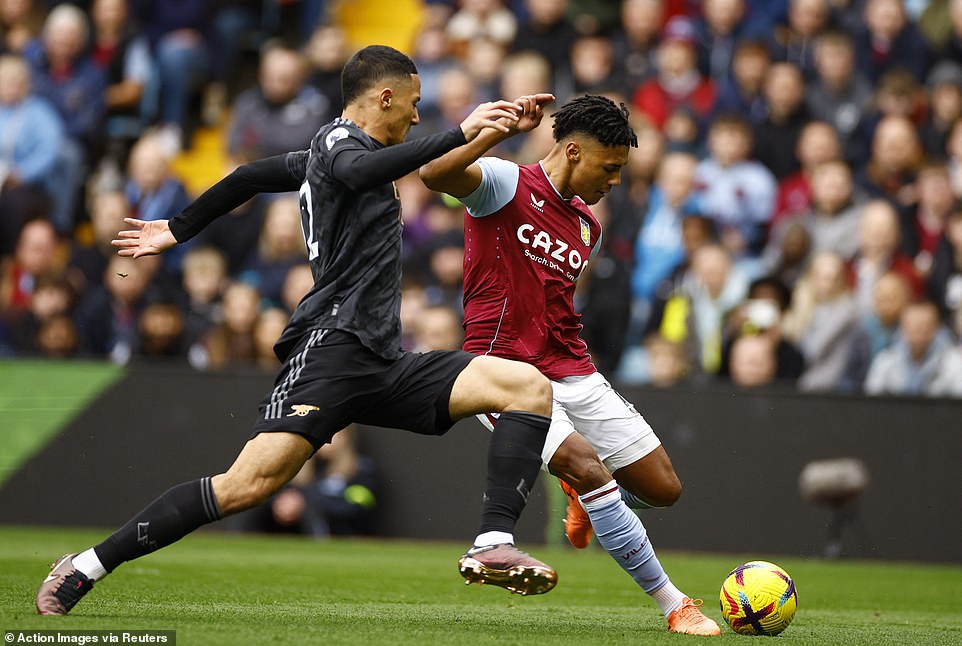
left=633, top=16, right=716, bottom=131
left=920, top=61, right=962, bottom=157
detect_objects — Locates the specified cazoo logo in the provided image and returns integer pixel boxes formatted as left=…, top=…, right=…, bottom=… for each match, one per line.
left=516, top=223, right=585, bottom=277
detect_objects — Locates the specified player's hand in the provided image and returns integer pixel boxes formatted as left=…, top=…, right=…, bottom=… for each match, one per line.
left=111, top=217, right=178, bottom=258
left=512, top=93, right=555, bottom=133
left=459, top=100, right=521, bottom=142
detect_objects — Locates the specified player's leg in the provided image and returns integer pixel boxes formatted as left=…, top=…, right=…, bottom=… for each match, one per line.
left=612, top=445, right=682, bottom=509
left=447, top=355, right=557, bottom=595
left=37, top=432, right=313, bottom=615
left=548, top=375, right=719, bottom=636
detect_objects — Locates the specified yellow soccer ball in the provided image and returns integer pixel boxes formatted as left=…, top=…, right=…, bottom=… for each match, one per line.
left=719, top=561, right=798, bottom=636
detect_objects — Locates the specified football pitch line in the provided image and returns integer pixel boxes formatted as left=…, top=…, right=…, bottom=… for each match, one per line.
left=1, top=527, right=960, bottom=645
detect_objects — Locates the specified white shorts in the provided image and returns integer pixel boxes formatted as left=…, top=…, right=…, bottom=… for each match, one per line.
left=478, top=372, right=661, bottom=473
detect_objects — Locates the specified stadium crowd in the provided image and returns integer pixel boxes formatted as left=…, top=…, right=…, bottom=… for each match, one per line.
left=2, top=0, right=962, bottom=399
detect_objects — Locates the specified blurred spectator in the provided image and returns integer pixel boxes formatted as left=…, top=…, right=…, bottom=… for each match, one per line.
left=728, top=333, right=779, bottom=387
left=569, top=34, right=620, bottom=94
left=23, top=4, right=105, bottom=234
left=864, top=298, right=962, bottom=397
left=0, top=0, right=44, bottom=54
left=0, top=53, right=60, bottom=252
left=872, top=68, right=926, bottom=125
left=784, top=250, right=867, bottom=392
left=767, top=158, right=864, bottom=271
left=90, top=0, right=153, bottom=158
left=860, top=269, right=913, bottom=358
left=412, top=303, right=463, bottom=351
left=695, top=0, right=767, bottom=85
left=399, top=280, right=428, bottom=352
left=74, top=254, right=162, bottom=363
left=34, top=312, right=78, bottom=357
left=918, top=0, right=953, bottom=54
left=419, top=66, right=476, bottom=136
left=5, top=273, right=74, bottom=354
left=447, top=0, right=517, bottom=55
left=180, top=245, right=228, bottom=346
left=410, top=25, right=457, bottom=121
left=134, top=0, right=215, bottom=153
left=190, top=196, right=267, bottom=276
left=762, top=218, right=812, bottom=291
left=938, top=0, right=962, bottom=63
left=927, top=203, right=962, bottom=322
left=851, top=199, right=924, bottom=315
left=770, top=0, right=833, bottom=80
left=124, top=133, right=191, bottom=272
left=856, top=114, right=924, bottom=217
left=304, top=24, right=349, bottom=123
left=462, top=37, right=509, bottom=103
left=512, top=0, right=579, bottom=90
left=695, top=112, right=777, bottom=260
left=610, top=0, right=662, bottom=95
left=420, top=231, right=465, bottom=312
left=806, top=29, right=874, bottom=167
left=643, top=332, right=690, bottom=387
left=633, top=16, right=716, bottom=131
left=252, top=306, right=288, bottom=370
left=773, top=119, right=843, bottom=226
left=920, top=61, right=962, bottom=157
left=205, top=0, right=262, bottom=121
left=630, top=151, right=700, bottom=334
left=906, top=161, right=955, bottom=279
left=280, top=263, right=314, bottom=315
left=237, top=425, right=379, bottom=538
left=497, top=50, right=552, bottom=155
left=135, top=301, right=187, bottom=360
left=0, top=218, right=61, bottom=313
left=713, top=38, right=770, bottom=125
left=719, top=275, right=804, bottom=383
left=67, top=189, right=129, bottom=294
left=227, top=44, right=327, bottom=163
left=855, top=0, right=930, bottom=86
left=657, top=242, right=750, bottom=375
left=239, top=195, right=307, bottom=305
left=754, top=62, right=811, bottom=180
left=189, top=280, right=260, bottom=370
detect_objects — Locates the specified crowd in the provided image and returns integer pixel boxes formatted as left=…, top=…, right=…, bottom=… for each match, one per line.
left=1, top=0, right=962, bottom=399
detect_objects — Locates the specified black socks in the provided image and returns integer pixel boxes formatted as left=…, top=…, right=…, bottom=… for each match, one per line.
left=479, top=411, right=550, bottom=534
left=94, top=477, right=221, bottom=573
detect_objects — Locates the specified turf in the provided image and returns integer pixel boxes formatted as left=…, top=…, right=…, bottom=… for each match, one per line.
left=1, top=527, right=960, bottom=645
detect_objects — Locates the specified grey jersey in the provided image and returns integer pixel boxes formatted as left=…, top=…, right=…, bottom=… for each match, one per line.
left=278, top=118, right=405, bottom=361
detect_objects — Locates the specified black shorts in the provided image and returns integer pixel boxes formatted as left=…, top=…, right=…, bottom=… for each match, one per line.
left=251, top=329, right=475, bottom=450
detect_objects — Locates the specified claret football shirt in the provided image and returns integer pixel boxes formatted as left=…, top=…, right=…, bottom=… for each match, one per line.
left=459, top=158, right=601, bottom=380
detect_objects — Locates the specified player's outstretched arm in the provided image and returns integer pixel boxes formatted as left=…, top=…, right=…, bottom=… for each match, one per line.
left=111, top=218, right=177, bottom=258
left=421, top=94, right=554, bottom=198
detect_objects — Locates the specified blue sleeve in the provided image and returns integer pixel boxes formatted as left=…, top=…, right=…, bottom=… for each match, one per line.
left=460, top=157, right=519, bottom=218
left=16, top=100, right=64, bottom=183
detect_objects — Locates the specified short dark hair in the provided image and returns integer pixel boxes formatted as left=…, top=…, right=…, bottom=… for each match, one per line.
left=552, top=95, right=638, bottom=148
left=341, top=45, right=417, bottom=106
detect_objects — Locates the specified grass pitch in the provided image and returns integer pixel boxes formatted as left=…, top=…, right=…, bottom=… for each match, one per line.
left=1, top=527, right=960, bottom=645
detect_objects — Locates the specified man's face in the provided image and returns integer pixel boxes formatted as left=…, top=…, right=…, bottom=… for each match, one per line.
left=569, top=140, right=629, bottom=205
left=384, top=74, right=421, bottom=145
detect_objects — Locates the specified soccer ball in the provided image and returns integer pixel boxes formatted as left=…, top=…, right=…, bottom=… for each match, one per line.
left=719, top=561, right=798, bottom=636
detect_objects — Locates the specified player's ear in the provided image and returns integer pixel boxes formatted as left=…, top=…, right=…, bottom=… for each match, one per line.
left=380, top=88, right=393, bottom=109
left=565, top=141, right=581, bottom=162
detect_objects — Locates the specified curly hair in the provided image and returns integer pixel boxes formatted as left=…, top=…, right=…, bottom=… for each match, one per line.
left=551, top=95, right=638, bottom=148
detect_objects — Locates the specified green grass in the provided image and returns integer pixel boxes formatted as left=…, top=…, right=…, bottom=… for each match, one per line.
left=1, top=527, right=960, bottom=645
left=0, top=360, right=123, bottom=487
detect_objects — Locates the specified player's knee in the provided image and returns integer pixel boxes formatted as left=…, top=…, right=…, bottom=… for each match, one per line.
left=215, top=473, right=285, bottom=515
left=508, top=364, right=551, bottom=416
left=548, top=442, right=611, bottom=494
left=645, top=475, right=683, bottom=508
